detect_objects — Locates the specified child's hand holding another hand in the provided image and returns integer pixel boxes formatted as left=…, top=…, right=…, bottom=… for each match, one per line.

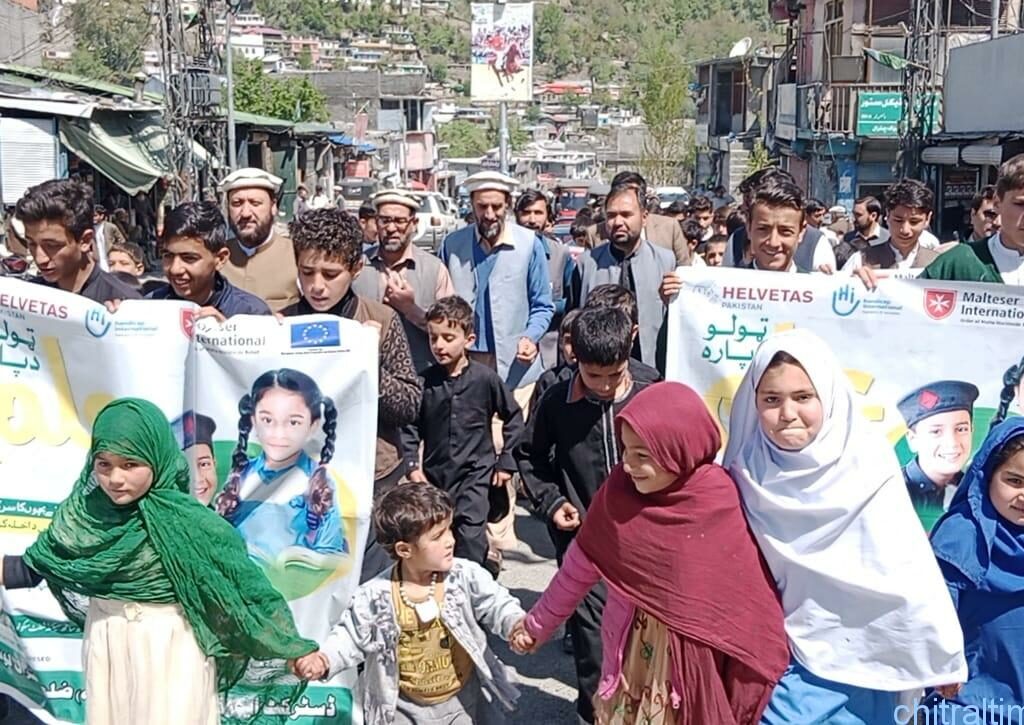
left=509, top=618, right=537, bottom=655
left=290, top=651, right=330, bottom=681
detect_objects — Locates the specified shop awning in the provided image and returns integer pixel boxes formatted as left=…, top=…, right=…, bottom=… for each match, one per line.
left=58, top=112, right=214, bottom=195
left=327, top=133, right=377, bottom=154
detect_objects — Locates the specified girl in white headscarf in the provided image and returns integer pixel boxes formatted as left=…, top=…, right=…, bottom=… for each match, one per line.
left=723, top=328, right=967, bottom=724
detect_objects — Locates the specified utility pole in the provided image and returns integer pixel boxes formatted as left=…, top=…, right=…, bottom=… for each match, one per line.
left=897, top=0, right=938, bottom=179
left=991, top=0, right=1001, bottom=37
left=158, top=0, right=229, bottom=203
left=499, top=101, right=510, bottom=174
left=225, top=3, right=237, bottom=170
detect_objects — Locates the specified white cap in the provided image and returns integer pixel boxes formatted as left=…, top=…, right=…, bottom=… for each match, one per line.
left=828, top=205, right=846, bottom=214
left=217, top=167, right=283, bottom=196
left=463, top=170, right=518, bottom=196
left=371, top=189, right=420, bottom=212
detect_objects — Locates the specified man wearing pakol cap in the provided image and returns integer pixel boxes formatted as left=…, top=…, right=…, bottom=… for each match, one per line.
left=438, top=170, right=554, bottom=392
left=898, top=380, right=979, bottom=529
left=218, top=168, right=299, bottom=312
left=353, top=189, right=456, bottom=373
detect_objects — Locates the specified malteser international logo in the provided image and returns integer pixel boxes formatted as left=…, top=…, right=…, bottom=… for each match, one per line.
left=924, top=289, right=957, bottom=321
left=180, top=308, right=196, bottom=339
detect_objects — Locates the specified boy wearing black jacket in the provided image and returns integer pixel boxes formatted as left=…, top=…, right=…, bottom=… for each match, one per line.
left=517, top=306, right=658, bottom=725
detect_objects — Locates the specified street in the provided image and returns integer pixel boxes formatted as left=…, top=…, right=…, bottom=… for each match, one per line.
left=1, top=506, right=576, bottom=725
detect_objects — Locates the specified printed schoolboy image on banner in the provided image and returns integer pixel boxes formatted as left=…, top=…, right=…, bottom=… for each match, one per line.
left=665, top=267, right=1024, bottom=531
left=192, top=314, right=378, bottom=725
left=0, top=284, right=191, bottom=725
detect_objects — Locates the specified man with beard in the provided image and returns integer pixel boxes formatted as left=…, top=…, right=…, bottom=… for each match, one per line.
left=584, top=171, right=690, bottom=266
left=571, top=182, right=675, bottom=368
left=218, top=168, right=299, bottom=312
left=834, top=195, right=888, bottom=268
left=439, top=171, right=553, bottom=566
left=515, top=189, right=576, bottom=370
left=439, top=171, right=553, bottom=393
left=353, top=189, right=455, bottom=373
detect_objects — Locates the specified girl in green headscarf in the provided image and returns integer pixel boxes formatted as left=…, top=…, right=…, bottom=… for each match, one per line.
left=0, top=398, right=317, bottom=725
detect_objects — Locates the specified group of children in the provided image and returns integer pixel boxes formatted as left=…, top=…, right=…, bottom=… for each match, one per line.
left=5, top=177, right=1024, bottom=724
left=5, top=302, right=1024, bottom=724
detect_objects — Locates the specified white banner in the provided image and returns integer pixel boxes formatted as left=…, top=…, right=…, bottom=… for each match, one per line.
left=666, top=267, right=1024, bottom=530
left=0, top=279, right=376, bottom=724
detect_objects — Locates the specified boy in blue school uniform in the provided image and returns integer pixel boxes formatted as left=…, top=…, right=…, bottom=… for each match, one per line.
left=898, top=380, right=980, bottom=530
left=147, top=201, right=271, bottom=318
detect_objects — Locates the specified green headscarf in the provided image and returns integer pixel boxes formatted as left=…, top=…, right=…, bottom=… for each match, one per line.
left=23, top=398, right=317, bottom=692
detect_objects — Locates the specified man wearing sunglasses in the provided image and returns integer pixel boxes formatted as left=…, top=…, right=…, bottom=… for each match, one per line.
left=352, top=189, right=455, bottom=373
left=968, top=185, right=1001, bottom=242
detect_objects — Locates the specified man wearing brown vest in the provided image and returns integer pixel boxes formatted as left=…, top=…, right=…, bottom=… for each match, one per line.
left=352, top=189, right=456, bottom=373
left=843, top=179, right=943, bottom=282
left=218, top=168, right=299, bottom=312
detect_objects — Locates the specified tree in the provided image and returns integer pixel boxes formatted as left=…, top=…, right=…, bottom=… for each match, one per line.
left=427, top=57, right=449, bottom=83
left=535, top=4, right=565, bottom=66
left=524, top=104, right=542, bottom=124
left=437, top=120, right=490, bottom=157
left=634, top=36, right=693, bottom=185
left=232, top=56, right=328, bottom=122
left=65, top=0, right=151, bottom=82
left=297, top=48, right=313, bottom=70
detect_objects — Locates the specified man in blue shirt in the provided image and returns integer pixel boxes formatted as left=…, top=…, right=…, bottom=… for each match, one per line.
left=439, top=171, right=554, bottom=393
left=438, top=170, right=554, bottom=564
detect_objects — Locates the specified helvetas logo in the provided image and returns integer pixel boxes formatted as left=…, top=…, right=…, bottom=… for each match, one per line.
left=84, top=307, right=111, bottom=338
left=924, top=289, right=957, bottom=320
left=831, top=284, right=861, bottom=317
left=290, top=321, right=341, bottom=348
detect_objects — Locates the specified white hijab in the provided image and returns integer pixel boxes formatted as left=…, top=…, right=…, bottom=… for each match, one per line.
left=722, top=329, right=966, bottom=691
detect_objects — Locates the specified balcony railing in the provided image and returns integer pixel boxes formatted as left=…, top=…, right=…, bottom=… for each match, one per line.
left=796, top=82, right=904, bottom=135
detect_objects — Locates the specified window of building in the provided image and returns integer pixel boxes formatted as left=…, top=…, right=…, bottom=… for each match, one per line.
left=823, top=0, right=845, bottom=78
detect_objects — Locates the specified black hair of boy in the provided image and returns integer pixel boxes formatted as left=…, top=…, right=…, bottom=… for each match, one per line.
left=16, top=179, right=93, bottom=240
left=689, top=195, right=713, bottom=215
left=572, top=308, right=633, bottom=366
left=374, top=483, right=454, bottom=559
left=884, top=179, right=934, bottom=214
left=110, top=241, right=145, bottom=266
left=160, top=201, right=227, bottom=252
left=290, top=208, right=364, bottom=269
left=559, top=307, right=581, bottom=337
left=426, top=295, right=475, bottom=337
left=681, top=219, right=704, bottom=245
left=996, top=153, right=1024, bottom=198
left=581, top=283, right=638, bottom=325
left=358, top=202, right=377, bottom=221
left=751, top=176, right=806, bottom=218
left=664, top=199, right=689, bottom=217
left=805, top=198, right=827, bottom=215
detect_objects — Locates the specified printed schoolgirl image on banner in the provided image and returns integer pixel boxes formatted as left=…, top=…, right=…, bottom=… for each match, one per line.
left=0, top=284, right=191, bottom=725
left=665, top=267, right=1024, bottom=531
left=193, top=314, right=377, bottom=725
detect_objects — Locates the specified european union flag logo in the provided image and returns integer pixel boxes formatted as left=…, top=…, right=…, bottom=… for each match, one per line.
left=290, top=321, right=341, bottom=348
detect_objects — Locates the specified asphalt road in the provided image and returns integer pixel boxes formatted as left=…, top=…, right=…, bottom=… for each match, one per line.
left=1, top=506, right=577, bottom=725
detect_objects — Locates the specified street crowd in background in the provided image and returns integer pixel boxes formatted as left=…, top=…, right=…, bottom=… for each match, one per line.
left=0, top=156, right=1023, bottom=724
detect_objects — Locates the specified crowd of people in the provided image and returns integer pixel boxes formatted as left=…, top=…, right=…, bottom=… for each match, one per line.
left=0, top=154, right=1022, bottom=725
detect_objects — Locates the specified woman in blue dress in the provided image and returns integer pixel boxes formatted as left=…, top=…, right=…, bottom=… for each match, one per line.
left=929, top=417, right=1024, bottom=724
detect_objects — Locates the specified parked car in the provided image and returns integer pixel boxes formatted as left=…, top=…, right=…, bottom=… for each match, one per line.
left=655, top=185, right=690, bottom=209
left=410, top=192, right=459, bottom=251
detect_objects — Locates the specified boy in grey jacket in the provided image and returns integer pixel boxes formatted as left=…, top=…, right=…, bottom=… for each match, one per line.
left=292, top=484, right=526, bottom=724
